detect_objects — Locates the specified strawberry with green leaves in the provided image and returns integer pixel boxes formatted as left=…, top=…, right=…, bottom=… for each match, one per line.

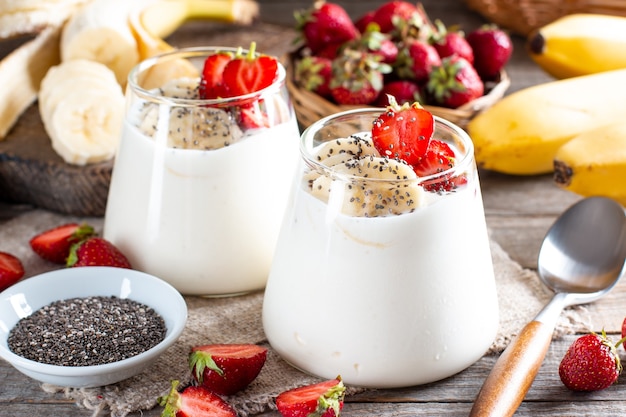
left=159, top=380, right=237, bottom=417
left=426, top=55, right=484, bottom=108
left=466, top=24, right=513, bottom=80
left=294, top=55, right=333, bottom=99
left=330, top=48, right=391, bottom=105
left=189, top=344, right=268, bottom=396
left=559, top=330, right=622, bottom=391
left=295, top=1, right=359, bottom=55
left=0, top=252, right=24, bottom=292
left=275, top=377, right=346, bottom=417
left=29, top=223, right=95, bottom=264
left=67, top=237, right=132, bottom=269
left=431, top=21, right=474, bottom=65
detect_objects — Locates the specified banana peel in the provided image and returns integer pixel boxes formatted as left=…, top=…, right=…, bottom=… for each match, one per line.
left=554, top=123, right=626, bottom=206
left=527, top=13, right=626, bottom=79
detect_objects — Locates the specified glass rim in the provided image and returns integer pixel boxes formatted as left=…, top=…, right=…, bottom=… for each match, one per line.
left=300, top=107, right=475, bottom=184
left=126, top=46, right=286, bottom=106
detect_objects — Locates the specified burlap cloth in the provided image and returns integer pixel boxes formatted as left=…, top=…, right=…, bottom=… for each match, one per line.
left=0, top=209, right=590, bottom=417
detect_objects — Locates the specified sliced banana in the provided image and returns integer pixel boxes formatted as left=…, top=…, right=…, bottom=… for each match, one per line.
left=39, top=59, right=124, bottom=165
left=308, top=137, right=425, bottom=217
left=61, top=0, right=139, bottom=86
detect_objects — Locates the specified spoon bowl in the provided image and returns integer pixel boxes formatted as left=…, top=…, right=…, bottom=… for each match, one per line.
left=470, top=196, right=626, bottom=417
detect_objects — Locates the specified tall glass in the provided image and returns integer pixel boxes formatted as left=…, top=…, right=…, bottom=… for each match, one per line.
left=103, top=47, right=300, bottom=296
left=262, top=108, right=499, bottom=388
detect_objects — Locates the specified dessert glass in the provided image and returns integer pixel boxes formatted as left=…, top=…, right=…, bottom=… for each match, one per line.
left=262, top=108, right=499, bottom=388
left=103, top=47, right=300, bottom=296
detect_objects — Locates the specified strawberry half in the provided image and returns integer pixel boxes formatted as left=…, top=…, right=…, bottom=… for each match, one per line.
left=189, top=344, right=268, bottom=396
left=371, top=98, right=434, bottom=165
left=199, top=51, right=233, bottom=99
left=159, top=380, right=237, bottom=417
left=276, top=378, right=346, bottom=417
left=0, top=252, right=25, bottom=292
left=66, top=237, right=132, bottom=269
left=221, top=43, right=278, bottom=98
left=29, top=223, right=95, bottom=264
left=559, top=331, right=622, bottom=391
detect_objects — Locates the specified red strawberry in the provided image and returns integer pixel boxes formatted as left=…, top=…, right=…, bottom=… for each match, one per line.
left=426, top=55, right=484, bottom=108
left=275, top=378, right=346, bottom=417
left=294, top=55, right=333, bottom=98
left=431, top=21, right=474, bottom=64
left=159, top=380, right=237, bottom=417
left=370, top=1, right=419, bottom=34
left=295, top=1, right=359, bottom=54
left=466, top=24, right=513, bottom=80
left=354, top=27, right=399, bottom=64
left=0, top=252, right=24, bottom=292
left=66, top=237, right=132, bottom=269
left=199, top=51, right=233, bottom=99
left=189, top=344, right=268, bottom=396
left=622, top=317, right=626, bottom=341
left=374, top=80, right=422, bottom=107
left=221, top=43, right=278, bottom=98
left=559, top=331, right=622, bottom=391
left=413, top=139, right=467, bottom=192
left=354, top=10, right=375, bottom=33
left=395, top=38, right=441, bottom=83
left=29, top=223, right=95, bottom=264
left=371, top=99, right=434, bottom=165
left=329, top=49, right=390, bottom=105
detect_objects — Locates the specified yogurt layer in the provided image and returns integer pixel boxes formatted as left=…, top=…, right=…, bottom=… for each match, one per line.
left=263, top=129, right=499, bottom=387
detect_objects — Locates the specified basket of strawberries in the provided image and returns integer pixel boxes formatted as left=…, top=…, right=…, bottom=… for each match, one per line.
left=287, top=0, right=512, bottom=129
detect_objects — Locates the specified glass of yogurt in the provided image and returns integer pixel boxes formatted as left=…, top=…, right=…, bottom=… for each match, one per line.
left=103, top=47, right=300, bottom=296
left=262, top=108, right=499, bottom=388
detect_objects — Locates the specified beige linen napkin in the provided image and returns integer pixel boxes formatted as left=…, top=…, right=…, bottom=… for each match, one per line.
left=1, top=209, right=590, bottom=417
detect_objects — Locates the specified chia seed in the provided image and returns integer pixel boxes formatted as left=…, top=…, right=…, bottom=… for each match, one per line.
left=7, top=296, right=167, bottom=367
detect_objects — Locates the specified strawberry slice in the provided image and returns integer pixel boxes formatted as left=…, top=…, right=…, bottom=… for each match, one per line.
left=199, top=51, right=233, bottom=99
left=414, top=139, right=467, bottom=192
left=0, top=252, right=25, bottom=292
left=189, top=344, right=267, bottom=396
left=66, top=237, right=132, bottom=269
left=29, top=223, right=95, bottom=264
left=221, top=42, right=278, bottom=97
left=159, top=380, right=236, bottom=417
left=275, top=378, right=345, bottom=417
left=371, top=99, right=434, bottom=166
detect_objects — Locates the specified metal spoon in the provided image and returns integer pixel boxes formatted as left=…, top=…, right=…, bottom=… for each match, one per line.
left=470, top=196, right=626, bottom=417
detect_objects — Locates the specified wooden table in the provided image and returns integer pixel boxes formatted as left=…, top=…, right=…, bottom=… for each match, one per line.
left=1, top=1, right=625, bottom=416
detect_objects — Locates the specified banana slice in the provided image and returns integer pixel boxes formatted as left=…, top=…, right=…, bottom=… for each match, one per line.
left=308, top=137, right=425, bottom=217
left=39, top=59, right=124, bottom=165
left=61, top=0, right=139, bottom=86
left=0, top=0, right=87, bottom=38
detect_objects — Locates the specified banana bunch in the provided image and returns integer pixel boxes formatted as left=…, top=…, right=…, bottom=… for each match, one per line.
left=527, top=14, right=626, bottom=79
left=0, top=0, right=259, bottom=165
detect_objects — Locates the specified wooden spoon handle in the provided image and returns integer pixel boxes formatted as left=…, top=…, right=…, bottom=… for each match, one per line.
left=469, top=320, right=554, bottom=417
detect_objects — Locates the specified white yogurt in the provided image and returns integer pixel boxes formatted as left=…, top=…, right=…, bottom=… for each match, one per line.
left=262, top=110, right=499, bottom=387
left=104, top=117, right=300, bottom=295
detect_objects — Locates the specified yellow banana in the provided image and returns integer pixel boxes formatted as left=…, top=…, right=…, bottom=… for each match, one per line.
left=554, top=123, right=626, bottom=206
left=527, top=14, right=626, bottom=79
left=467, top=68, right=626, bottom=175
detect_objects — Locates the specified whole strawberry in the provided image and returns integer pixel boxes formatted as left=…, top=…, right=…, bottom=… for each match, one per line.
left=426, top=55, right=484, bottom=108
left=67, top=237, right=132, bottom=269
left=0, top=252, right=24, bottom=292
left=375, top=80, right=422, bottom=107
left=559, top=331, right=622, bottom=391
left=189, top=344, right=268, bottom=396
left=431, top=21, right=474, bottom=64
left=466, top=24, right=513, bottom=80
left=29, top=223, right=95, bottom=264
left=276, top=378, right=345, bottom=417
left=395, top=38, right=441, bottom=83
left=370, top=0, right=419, bottom=34
left=329, top=49, right=391, bottom=105
left=295, top=1, right=359, bottom=54
left=294, top=55, right=333, bottom=99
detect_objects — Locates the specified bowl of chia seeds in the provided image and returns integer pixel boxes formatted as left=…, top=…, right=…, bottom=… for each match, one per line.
left=0, top=266, right=187, bottom=388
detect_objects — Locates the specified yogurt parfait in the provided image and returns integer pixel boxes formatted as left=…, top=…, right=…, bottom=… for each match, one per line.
left=103, top=45, right=300, bottom=296
left=262, top=104, right=499, bottom=387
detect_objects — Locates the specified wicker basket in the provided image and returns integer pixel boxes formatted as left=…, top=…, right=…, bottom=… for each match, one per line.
left=465, top=0, right=626, bottom=36
left=285, top=53, right=510, bottom=130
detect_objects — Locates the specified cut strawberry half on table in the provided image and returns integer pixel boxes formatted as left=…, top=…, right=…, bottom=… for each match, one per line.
left=29, top=223, right=95, bottom=264
left=275, top=377, right=346, bottom=417
left=371, top=98, right=434, bottom=166
left=159, top=380, right=237, bottom=417
left=189, top=344, right=268, bottom=396
left=0, top=251, right=24, bottom=292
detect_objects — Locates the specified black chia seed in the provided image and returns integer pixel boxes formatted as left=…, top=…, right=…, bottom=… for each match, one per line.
left=7, top=296, right=167, bottom=367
